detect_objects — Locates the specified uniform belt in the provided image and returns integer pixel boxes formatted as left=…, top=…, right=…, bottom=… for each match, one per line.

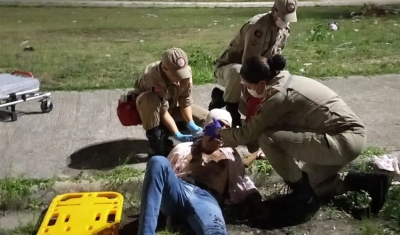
left=181, top=176, right=223, bottom=203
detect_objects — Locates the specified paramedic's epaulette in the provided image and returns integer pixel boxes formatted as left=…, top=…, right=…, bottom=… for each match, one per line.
left=247, top=13, right=270, bottom=25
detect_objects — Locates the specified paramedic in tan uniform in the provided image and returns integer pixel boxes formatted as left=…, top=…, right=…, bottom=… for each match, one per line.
left=210, top=0, right=298, bottom=128
left=133, top=47, right=208, bottom=157
left=204, top=55, right=392, bottom=218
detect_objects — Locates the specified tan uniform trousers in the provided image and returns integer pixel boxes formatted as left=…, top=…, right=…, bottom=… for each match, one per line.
left=215, top=64, right=243, bottom=103
left=258, top=130, right=367, bottom=197
left=136, top=91, right=209, bottom=130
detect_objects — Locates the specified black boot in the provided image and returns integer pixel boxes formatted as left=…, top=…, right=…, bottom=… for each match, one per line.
left=264, top=172, right=320, bottom=228
left=208, top=87, right=226, bottom=111
left=345, top=170, right=392, bottom=214
left=225, top=102, right=242, bottom=128
left=146, top=129, right=169, bottom=158
left=158, top=124, right=174, bottom=152
left=284, top=172, right=321, bottom=213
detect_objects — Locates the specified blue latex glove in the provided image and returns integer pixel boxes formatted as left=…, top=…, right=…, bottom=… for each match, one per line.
left=203, top=118, right=221, bottom=139
left=173, top=131, right=193, bottom=142
left=187, top=120, right=203, bottom=134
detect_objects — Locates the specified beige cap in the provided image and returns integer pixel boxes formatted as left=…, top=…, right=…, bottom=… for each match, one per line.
left=161, top=47, right=191, bottom=80
left=274, top=0, right=298, bottom=22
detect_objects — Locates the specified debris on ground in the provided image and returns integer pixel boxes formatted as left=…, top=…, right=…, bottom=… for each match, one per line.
left=351, top=3, right=399, bottom=18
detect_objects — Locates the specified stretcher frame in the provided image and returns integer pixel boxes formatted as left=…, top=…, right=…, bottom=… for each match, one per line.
left=0, top=70, right=53, bottom=122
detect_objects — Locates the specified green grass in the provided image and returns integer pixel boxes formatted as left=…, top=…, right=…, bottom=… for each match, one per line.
left=69, top=0, right=328, bottom=1
left=0, top=5, right=400, bottom=91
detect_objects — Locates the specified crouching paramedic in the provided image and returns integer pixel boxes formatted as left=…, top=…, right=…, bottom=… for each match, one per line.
left=137, top=109, right=266, bottom=235
left=204, top=54, right=392, bottom=218
left=133, top=47, right=208, bottom=157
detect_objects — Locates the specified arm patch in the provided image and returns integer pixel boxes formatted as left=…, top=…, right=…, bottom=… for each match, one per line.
left=254, top=30, right=263, bottom=38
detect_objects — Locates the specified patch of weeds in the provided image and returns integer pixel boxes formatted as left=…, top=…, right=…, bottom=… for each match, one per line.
left=93, top=166, right=144, bottom=189
left=360, top=146, right=388, bottom=158
left=248, top=160, right=274, bottom=176
left=354, top=146, right=388, bottom=172
left=351, top=3, right=399, bottom=18
left=3, top=220, right=37, bottom=235
left=123, top=192, right=141, bottom=209
left=337, top=190, right=372, bottom=209
left=70, top=171, right=94, bottom=183
left=0, top=177, right=56, bottom=210
left=382, top=186, right=400, bottom=222
left=306, top=22, right=332, bottom=42
left=157, top=230, right=185, bottom=235
left=359, top=219, right=393, bottom=235
left=322, top=203, right=348, bottom=220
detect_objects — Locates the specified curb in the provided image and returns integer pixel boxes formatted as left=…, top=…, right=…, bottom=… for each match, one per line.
left=0, top=0, right=399, bottom=8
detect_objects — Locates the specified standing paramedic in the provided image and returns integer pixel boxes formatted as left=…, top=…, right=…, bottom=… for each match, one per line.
left=209, top=0, right=299, bottom=128
left=132, top=47, right=209, bottom=157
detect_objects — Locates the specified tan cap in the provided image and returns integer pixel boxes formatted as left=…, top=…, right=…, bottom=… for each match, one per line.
left=161, top=47, right=191, bottom=80
left=274, top=0, right=298, bottom=22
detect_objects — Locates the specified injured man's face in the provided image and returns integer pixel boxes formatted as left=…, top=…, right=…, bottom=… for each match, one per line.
left=201, top=119, right=230, bottom=152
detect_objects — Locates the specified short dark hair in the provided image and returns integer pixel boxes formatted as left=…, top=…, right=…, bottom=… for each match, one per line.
left=240, top=54, right=287, bottom=84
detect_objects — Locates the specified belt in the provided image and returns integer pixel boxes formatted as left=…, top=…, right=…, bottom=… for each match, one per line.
left=181, top=176, right=223, bottom=203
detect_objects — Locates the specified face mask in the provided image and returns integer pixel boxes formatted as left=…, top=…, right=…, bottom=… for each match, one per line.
left=275, top=17, right=289, bottom=28
left=247, top=88, right=266, bottom=98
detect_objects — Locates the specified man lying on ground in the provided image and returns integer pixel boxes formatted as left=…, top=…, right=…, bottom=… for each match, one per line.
left=137, top=109, right=265, bottom=235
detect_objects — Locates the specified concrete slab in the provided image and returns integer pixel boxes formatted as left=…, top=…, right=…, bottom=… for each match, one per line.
left=1, top=74, right=400, bottom=179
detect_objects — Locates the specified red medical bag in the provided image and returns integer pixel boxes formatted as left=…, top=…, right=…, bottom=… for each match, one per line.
left=117, top=95, right=142, bottom=126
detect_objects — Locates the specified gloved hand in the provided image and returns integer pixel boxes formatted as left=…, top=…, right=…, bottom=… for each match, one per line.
left=203, top=118, right=221, bottom=139
left=173, top=131, right=193, bottom=142
left=187, top=120, right=202, bottom=134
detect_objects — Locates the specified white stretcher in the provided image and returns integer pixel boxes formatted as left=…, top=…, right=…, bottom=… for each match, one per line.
left=0, top=70, right=53, bottom=121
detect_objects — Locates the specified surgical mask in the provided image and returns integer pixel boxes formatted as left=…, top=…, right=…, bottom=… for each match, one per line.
left=247, top=88, right=266, bottom=98
left=275, top=17, right=289, bottom=28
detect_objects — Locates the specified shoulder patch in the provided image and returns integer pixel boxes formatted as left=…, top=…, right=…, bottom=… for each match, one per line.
left=286, top=3, right=296, bottom=13
left=254, top=30, right=263, bottom=38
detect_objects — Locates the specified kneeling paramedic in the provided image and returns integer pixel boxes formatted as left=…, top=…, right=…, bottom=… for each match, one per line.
left=204, top=54, right=392, bottom=217
left=132, top=47, right=208, bottom=157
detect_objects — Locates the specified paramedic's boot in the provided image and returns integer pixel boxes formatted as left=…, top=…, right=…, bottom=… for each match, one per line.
left=345, top=170, right=392, bottom=214
left=208, top=87, right=226, bottom=111
left=226, top=102, right=242, bottom=128
left=146, top=129, right=168, bottom=158
left=284, top=172, right=321, bottom=214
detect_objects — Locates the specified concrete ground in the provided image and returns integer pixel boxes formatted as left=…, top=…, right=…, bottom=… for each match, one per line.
left=0, top=0, right=399, bottom=8
left=1, top=74, right=400, bottom=179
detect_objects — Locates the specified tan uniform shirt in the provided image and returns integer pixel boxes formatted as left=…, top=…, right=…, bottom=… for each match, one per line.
left=133, top=61, right=193, bottom=112
left=215, top=12, right=290, bottom=68
left=220, top=71, right=366, bottom=146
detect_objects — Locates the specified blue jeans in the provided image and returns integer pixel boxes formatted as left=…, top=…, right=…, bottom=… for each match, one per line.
left=138, top=156, right=228, bottom=235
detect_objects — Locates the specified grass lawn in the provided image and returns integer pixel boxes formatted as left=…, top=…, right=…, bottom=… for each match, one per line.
left=69, top=0, right=327, bottom=1
left=0, top=5, right=400, bottom=91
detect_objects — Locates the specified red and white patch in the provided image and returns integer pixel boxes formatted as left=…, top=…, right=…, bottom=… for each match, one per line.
left=176, top=57, right=186, bottom=68
left=286, top=2, right=296, bottom=13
